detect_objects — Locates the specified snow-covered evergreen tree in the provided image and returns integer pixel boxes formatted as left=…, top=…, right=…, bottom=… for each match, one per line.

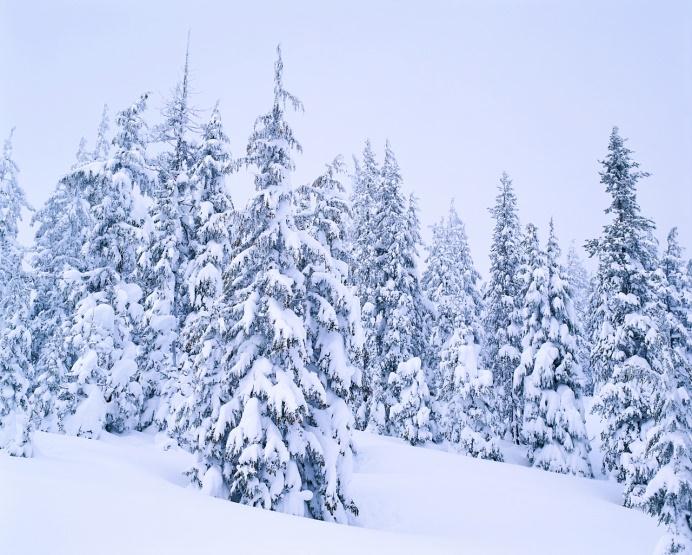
left=349, top=140, right=381, bottom=428
left=516, top=220, right=592, bottom=476
left=74, top=137, right=89, bottom=168
left=294, top=156, right=362, bottom=520
left=388, top=357, right=432, bottom=445
left=93, top=104, right=111, bottom=162
left=294, top=156, right=363, bottom=402
left=422, top=216, right=453, bottom=361
left=422, top=201, right=483, bottom=369
left=566, top=243, right=594, bottom=394
left=438, top=329, right=502, bottom=460
left=350, top=141, right=380, bottom=306
left=136, top=167, right=183, bottom=428
left=138, top=44, right=199, bottom=428
left=404, top=192, right=433, bottom=366
left=628, top=372, right=692, bottom=555
left=482, top=172, right=522, bottom=441
left=0, top=130, right=34, bottom=457
left=31, top=164, right=90, bottom=429
left=31, top=111, right=109, bottom=430
left=513, top=222, right=544, bottom=439
left=365, top=143, right=431, bottom=439
left=172, top=104, right=234, bottom=442
left=181, top=47, right=357, bottom=522
left=0, top=131, right=30, bottom=270
left=588, top=127, right=670, bottom=482
left=422, top=201, right=491, bottom=447
left=660, top=228, right=692, bottom=389
left=60, top=95, right=153, bottom=438
left=157, top=40, right=198, bottom=183
left=622, top=228, right=692, bottom=554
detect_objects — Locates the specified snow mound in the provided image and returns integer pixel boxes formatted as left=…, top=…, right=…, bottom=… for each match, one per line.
left=1, top=430, right=661, bottom=554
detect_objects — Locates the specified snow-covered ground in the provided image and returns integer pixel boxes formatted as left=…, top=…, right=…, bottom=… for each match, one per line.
left=1, top=427, right=661, bottom=554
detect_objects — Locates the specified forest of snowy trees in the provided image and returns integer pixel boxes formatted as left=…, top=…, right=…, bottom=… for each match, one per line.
left=1, top=47, right=690, bottom=553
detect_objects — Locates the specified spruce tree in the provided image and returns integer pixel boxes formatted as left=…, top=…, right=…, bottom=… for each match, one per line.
left=93, top=105, right=111, bottom=162
left=513, top=223, right=544, bottom=439
left=482, top=172, right=522, bottom=442
left=0, top=130, right=34, bottom=457
left=660, top=228, right=692, bottom=388
left=137, top=166, right=184, bottom=428
left=60, top=95, right=153, bottom=437
left=422, top=201, right=493, bottom=449
left=349, top=141, right=381, bottom=428
left=623, top=229, right=692, bottom=554
left=422, top=214, right=454, bottom=371
left=588, top=127, right=670, bottom=482
left=31, top=111, right=110, bottom=430
left=388, top=357, right=432, bottom=445
left=294, top=156, right=361, bottom=520
left=367, top=143, right=431, bottom=440
left=628, top=373, right=692, bottom=555
left=422, top=201, right=483, bottom=368
left=31, top=153, right=93, bottom=429
left=182, top=48, right=357, bottom=522
left=517, top=220, right=591, bottom=476
left=172, top=104, right=234, bottom=443
left=74, top=137, right=89, bottom=168
left=294, top=157, right=363, bottom=402
left=0, top=131, right=30, bottom=271
left=139, top=45, right=199, bottom=428
left=350, top=141, right=380, bottom=305
left=440, top=327, right=503, bottom=460
left=566, top=243, right=594, bottom=394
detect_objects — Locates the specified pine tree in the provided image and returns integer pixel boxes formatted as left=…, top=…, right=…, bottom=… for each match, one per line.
left=439, top=328, right=503, bottom=460
left=385, top=193, right=433, bottom=444
left=138, top=44, right=199, bottom=429
left=588, top=127, right=670, bottom=482
left=350, top=141, right=380, bottom=305
left=0, top=130, right=34, bottom=457
left=157, top=39, right=198, bottom=183
left=172, top=104, right=234, bottom=443
left=294, top=156, right=361, bottom=520
left=388, top=357, right=432, bottom=445
left=482, top=172, right=522, bottom=442
left=182, top=47, right=356, bottom=522
left=513, top=223, right=544, bottom=439
left=60, top=95, right=153, bottom=438
left=566, top=243, right=594, bottom=394
left=294, top=157, right=363, bottom=402
left=136, top=166, right=184, bottom=428
left=423, top=201, right=483, bottom=367
left=31, top=158, right=91, bottom=430
left=74, top=137, right=90, bottom=168
left=422, top=216, right=453, bottom=366
left=0, top=131, right=29, bottom=262
left=31, top=112, right=109, bottom=430
left=404, top=192, right=432, bottom=367
left=517, top=220, right=592, bottom=476
left=628, top=375, right=692, bottom=555
left=366, top=143, right=431, bottom=439
left=623, top=229, right=692, bottom=554
left=93, top=105, right=111, bottom=162
left=349, top=140, right=381, bottom=428
left=660, top=228, right=692, bottom=388
left=422, top=201, right=491, bottom=447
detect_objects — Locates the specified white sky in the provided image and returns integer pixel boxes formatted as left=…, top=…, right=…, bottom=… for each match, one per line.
left=2, top=0, right=691, bottom=276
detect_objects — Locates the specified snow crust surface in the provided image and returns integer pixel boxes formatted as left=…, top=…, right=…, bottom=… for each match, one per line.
left=1, top=429, right=660, bottom=554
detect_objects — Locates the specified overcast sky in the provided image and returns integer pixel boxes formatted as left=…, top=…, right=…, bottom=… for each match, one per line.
left=2, top=0, right=691, bottom=276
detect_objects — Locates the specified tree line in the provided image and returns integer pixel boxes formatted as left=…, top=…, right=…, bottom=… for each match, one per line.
left=0, top=46, right=689, bottom=552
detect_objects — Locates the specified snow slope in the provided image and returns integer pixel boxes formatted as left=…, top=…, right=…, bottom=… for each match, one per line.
left=1, top=430, right=660, bottom=554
